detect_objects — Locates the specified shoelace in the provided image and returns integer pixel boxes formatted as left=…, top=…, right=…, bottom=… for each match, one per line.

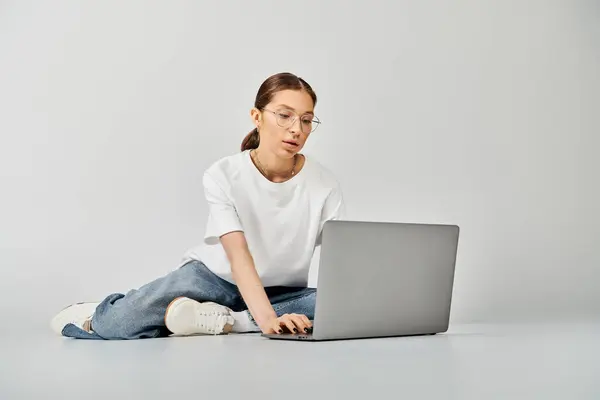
left=195, top=309, right=227, bottom=334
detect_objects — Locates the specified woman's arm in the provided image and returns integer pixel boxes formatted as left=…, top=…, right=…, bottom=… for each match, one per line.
left=220, top=231, right=308, bottom=334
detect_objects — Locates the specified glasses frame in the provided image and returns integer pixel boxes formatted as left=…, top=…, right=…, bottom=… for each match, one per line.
left=262, top=108, right=321, bottom=134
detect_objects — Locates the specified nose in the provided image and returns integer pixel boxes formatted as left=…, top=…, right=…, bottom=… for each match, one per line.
left=289, top=116, right=303, bottom=134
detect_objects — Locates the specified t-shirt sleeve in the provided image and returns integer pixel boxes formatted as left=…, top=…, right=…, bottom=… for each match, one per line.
left=202, top=171, right=244, bottom=245
left=316, top=183, right=345, bottom=246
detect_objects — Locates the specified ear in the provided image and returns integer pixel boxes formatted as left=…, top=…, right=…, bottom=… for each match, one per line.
left=249, top=108, right=261, bottom=129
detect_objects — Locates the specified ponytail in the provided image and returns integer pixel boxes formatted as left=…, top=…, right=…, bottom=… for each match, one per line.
left=241, top=128, right=260, bottom=151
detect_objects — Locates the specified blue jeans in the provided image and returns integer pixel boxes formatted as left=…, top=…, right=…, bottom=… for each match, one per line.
left=61, top=260, right=316, bottom=340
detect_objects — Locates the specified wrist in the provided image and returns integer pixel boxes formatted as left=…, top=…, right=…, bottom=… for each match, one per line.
left=254, top=311, right=278, bottom=328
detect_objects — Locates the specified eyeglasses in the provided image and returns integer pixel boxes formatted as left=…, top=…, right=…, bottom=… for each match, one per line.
left=262, top=108, right=321, bottom=134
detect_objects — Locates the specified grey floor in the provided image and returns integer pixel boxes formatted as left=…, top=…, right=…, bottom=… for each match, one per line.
left=2, top=322, right=599, bottom=399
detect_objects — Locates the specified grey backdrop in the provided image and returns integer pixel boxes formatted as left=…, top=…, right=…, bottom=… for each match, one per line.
left=1, top=0, right=598, bottom=333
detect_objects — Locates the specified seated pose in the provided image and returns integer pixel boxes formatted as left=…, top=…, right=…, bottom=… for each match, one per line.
left=51, top=72, right=345, bottom=339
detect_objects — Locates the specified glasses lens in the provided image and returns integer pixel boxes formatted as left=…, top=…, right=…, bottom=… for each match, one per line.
left=298, top=115, right=312, bottom=134
left=307, top=115, right=320, bottom=133
left=275, top=111, right=294, bottom=128
left=273, top=109, right=320, bottom=133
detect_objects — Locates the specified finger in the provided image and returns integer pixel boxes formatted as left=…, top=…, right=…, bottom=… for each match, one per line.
left=300, top=315, right=312, bottom=329
left=262, top=326, right=276, bottom=335
left=288, top=314, right=308, bottom=332
left=280, top=315, right=298, bottom=333
left=271, top=320, right=283, bottom=334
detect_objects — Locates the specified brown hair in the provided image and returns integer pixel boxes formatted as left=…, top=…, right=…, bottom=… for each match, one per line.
left=240, top=72, right=317, bottom=151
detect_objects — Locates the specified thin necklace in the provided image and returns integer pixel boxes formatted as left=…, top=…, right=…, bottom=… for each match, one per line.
left=252, top=149, right=297, bottom=179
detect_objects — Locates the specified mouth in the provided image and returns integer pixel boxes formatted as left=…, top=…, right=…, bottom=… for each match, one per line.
left=282, top=140, right=299, bottom=147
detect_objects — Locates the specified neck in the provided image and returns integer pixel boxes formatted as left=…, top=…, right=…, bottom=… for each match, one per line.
left=252, top=147, right=296, bottom=178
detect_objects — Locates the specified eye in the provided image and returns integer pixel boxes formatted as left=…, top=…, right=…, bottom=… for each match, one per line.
left=301, top=118, right=313, bottom=124
left=278, top=113, right=292, bottom=119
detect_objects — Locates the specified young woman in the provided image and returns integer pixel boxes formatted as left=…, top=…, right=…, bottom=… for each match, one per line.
left=51, top=72, right=345, bottom=339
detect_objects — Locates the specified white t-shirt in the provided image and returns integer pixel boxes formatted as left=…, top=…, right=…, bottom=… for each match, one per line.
left=181, top=149, right=345, bottom=287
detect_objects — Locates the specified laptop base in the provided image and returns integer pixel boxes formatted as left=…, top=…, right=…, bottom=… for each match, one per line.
left=262, top=332, right=438, bottom=342
left=261, top=333, right=317, bottom=341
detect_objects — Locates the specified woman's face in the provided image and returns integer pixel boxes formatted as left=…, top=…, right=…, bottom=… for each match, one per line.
left=252, top=89, right=316, bottom=158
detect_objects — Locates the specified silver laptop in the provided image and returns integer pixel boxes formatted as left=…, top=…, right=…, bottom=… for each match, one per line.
left=262, top=220, right=460, bottom=341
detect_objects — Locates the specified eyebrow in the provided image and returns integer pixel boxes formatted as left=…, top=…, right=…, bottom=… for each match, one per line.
left=276, top=104, right=314, bottom=115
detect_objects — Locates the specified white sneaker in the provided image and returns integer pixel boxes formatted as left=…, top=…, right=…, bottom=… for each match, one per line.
left=51, top=302, right=100, bottom=335
left=165, top=297, right=235, bottom=336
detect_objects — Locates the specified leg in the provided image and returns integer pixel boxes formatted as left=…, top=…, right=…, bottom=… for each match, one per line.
left=59, top=260, right=239, bottom=340
left=267, top=287, right=317, bottom=319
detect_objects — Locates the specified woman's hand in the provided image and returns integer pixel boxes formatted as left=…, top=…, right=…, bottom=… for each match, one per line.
left=261, top=314, right=312, bottom=334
